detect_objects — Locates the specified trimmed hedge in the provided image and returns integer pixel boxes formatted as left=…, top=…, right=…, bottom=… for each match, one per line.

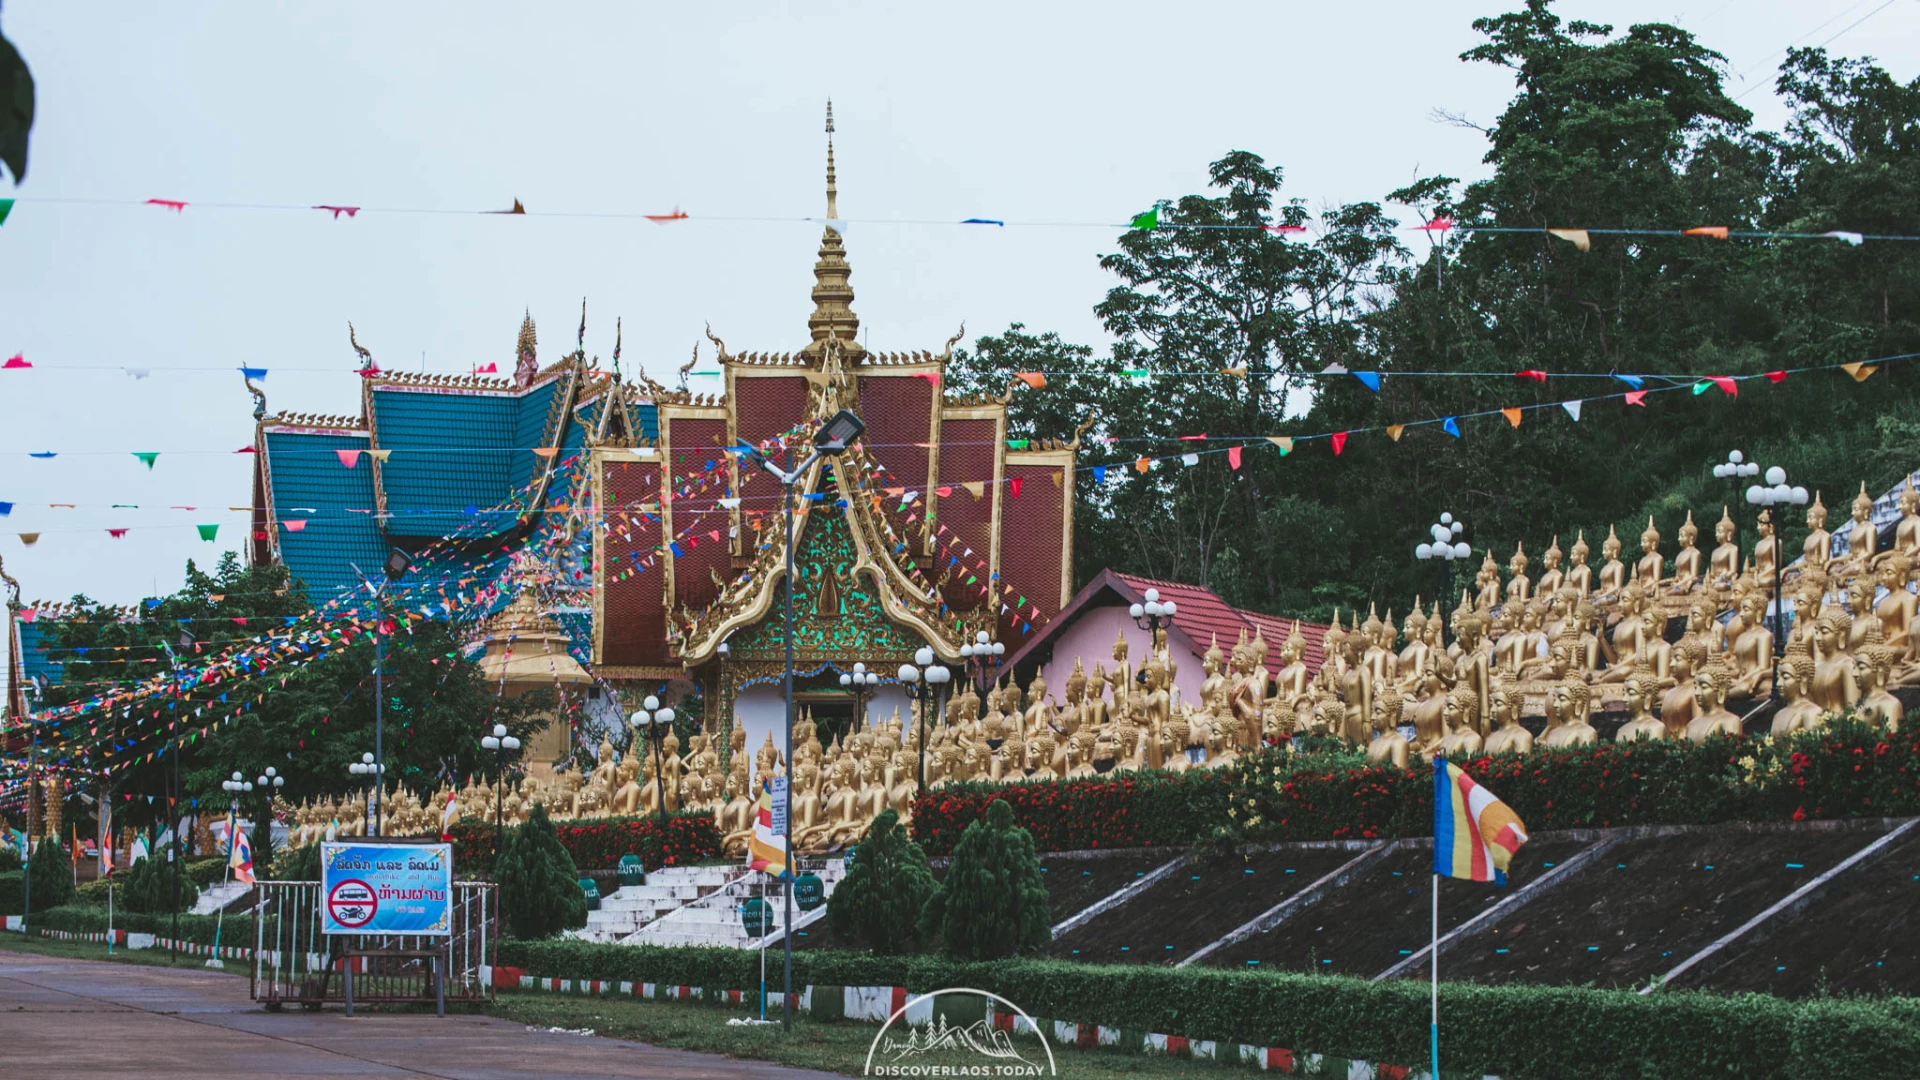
left=494, top=939, right=1920, bottom=1079
left=914, top=715, right=1920, bottom=852
left=448, top=811, right=721, bottom=873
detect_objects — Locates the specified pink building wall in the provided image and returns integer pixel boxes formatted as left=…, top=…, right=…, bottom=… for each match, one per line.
left=1033, top=605, right=1206, bottom=711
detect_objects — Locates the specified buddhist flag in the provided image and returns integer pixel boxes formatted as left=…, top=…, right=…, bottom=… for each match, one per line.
left=1433, top=760, right=1528, bottom=886
left=1547, top=228, right=1590, bottom=252
left=747, top=778, right=789, bottom=878
left=228, top=821, right=256, bottom=886
left=441, top=791, right=459, bottom=842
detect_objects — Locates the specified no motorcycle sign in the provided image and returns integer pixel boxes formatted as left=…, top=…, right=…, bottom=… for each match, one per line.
left=319, top=842, right=453, bottom=936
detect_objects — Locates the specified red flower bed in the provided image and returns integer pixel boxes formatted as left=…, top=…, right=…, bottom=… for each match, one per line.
left=449, top=812, right=721, bottom=873
left=910, top=772, right=1231, bottom=856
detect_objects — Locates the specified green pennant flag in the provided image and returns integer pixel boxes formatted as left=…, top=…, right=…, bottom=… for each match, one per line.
left=1692, top=381, right=1711, bottom=395
left=0, top=199, right=12, bottom=227
left=197, top=524, right=219, bottom=542
left=133, top=452, right=159, bottom=469
left=1006, top=439, right=1029, bottom=450
left=1129, top=208, right=1158, bottom=231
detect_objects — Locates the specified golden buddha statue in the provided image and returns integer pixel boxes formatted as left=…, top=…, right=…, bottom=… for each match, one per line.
left=1685, top=658, right=1743, bottom=743
left=1769, top=646, right=1825, bottom=738
left=1596, top=525, right=1628, bottom=604
left=1083, top=661, right=1110, bottom=729
left=1199, top=632, right=1230, bottom=716
left=886, top=751, right=919, bottom=822
left=1139, top=654, right=1173, bottom=759
left=1452, top=606, right=1494, bottom=735
left=1809, top=606, right=1861, bottom=714
left=1063, top=730, right=1096, bottom=778
left=1359, top=606, right=1396, bottom=687
left=1802, top=492, right=1832, bottom=576
left=1272, top=620, right=1313, bottom=716
left=1751, top=508, right=1780, bottom=593
left=1227, top=637, right=1266, bottom=749
left=1433, top=684, right=1484, bottom=759
left=610, top=757, right=644, bottom=816
left=1475, top=552, right=1503, bottom=611
left=1633, top=517, right=1664, bottom=592
left=1021, top=672, right=1052, bottom=739
left=1875, top=554, right=1920, bottom=684
left=1397, top=603, right=1429, bottom=686
left=1669, top=511, right=1704, bottom=594
left=1875, top=476, right=1920, bottom=573
left=1846, top=576, right=1877, bottom=653
left=1363, top=687, right=1410, bottom=770
left=1536, top=538, right=1565, bottom=597
left=1661, top=638, right=1708, bottom=738
left=1334, top=629, right=1373, bottom=745
left=1853, top=620, right=1902, bottom=731
left=1566, top=531, right=1595, bottom=597
left=1406, top=652, right=1453, bottom=756
left=1709, top=507, right=1742, bottom=592
left=1596, top=581, right=1650, bottom=684
left=1727, top=587, right=1776, bottom=699
left=1505, top=543, right=1532, bottom=608
left=1543, top=680, right=1598, bottom=749
left=1830, top=482, right=1879, bottom=582
left=1616, top=672, right=1668, bottom=743
left=1483, top=680, right=1533, bottom=755
left=1060, top=657, right=1092, bottom=732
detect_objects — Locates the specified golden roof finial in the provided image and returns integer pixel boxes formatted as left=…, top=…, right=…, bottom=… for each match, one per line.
left=825, top=98, right=838, bottom=221
left=805, top=100, right=860, bottom=356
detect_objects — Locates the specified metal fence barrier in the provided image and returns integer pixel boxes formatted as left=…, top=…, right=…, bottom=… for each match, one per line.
left=249, top=879, right=495, bottom=1011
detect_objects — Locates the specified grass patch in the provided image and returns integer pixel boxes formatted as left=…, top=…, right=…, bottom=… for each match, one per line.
left=488, top=988, right=1253, bottom=1079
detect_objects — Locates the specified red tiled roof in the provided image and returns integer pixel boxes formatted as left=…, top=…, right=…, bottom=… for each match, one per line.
left=1001, top=569, right=1328, bottom=679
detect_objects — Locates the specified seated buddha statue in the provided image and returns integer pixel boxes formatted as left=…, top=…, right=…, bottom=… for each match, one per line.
left=1709, top=506, right=1742, bottom=592
left=1406, top=652, right=1453, bottom=757
left=1669, top=511, right=1704, bottom=594
left=1028, top=733, right=1060, bottom=780
left=1633, top=517, right=1664, bottom=593
left=1021, top=672, right=1053, bottom=740
left=1829, top=482, right=1879, bottom=583
left=1541, top=680, right=1598, bottom=749
left=788, top=762, right=832, bottom=851
left=1474, top=552, right=1503, bottom=612
left=1769, top=646, right=1825, bottom=738
left=1482, top=681, right=1533, bottom=755
left=1566, top=531, right=1595, bottom=598
left=1875, top=555, right=1920, bottom=685
left=1801, top=492, right=1833, bottom=578
left=1536, top=538, right=1566, bottom=598
left=1065, top=730, right=1097, bottom=778
left=1874, top=476, right=1920, bottom=573
left=1505, top=543, right=1532, bottom=609
left=1596, top=581, right=1651, bottom=684
left=1685, top=658, right=1743, bottom=743
left=1809, top=607, right=1861, bottom=714
left=1363, top=688, right=1410, bottom=769
left=1728, top=587, right=1777, bottom=700
left=1853, top=620, right=1903, bottom=732
left=1751, top=508, right=1780, bottom=593
left=1595, top=525, right=1629, bottom=605
left=824, top=758, right=875, bottom=849
left=886, top=752, right=919, bottom=824
left=1846, top=576, right=1877, bottom=653
left=1616, top=672, right=1668, bottom=743
left=1661, top=638, right=1709, bottom=738
left=1432, top=684, right=1484, bottom=759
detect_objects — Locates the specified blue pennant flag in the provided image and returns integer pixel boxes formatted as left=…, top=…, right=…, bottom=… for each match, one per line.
left=1612, top=374, right=1644, bottom=389
left=238, top=366, right=268, bottom=381
left=1353, top=371, right=1382, bottom=392
left=1442, top=417, right=1462, bottom=438
left=1092, top=466, right=1106, bottom=484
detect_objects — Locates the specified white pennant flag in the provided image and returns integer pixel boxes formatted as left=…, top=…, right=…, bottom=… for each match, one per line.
left=1181, top=453, right=1200, bottom=466
left=1561, top=400, right=1583, bottom=422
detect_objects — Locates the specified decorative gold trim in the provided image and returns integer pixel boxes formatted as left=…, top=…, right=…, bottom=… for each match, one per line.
left=989, top=408, right=1007, bottom=601
left=1004, top=449, right=1076, bottom=468
left=595, top=664, right=686, bottom=680
left=1061, top=462, right=1076, bottom=609
left=591, top=452, right=608, bottom=666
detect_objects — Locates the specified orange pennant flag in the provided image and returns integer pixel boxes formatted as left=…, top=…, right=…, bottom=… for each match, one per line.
left=533, top=447, right=559, bottom=458
left=1684, top=226, right=1729, bottom=240
left=1134, top=456, right=1152, bottom=473
left=1015, top=372, right=1046, bottom=389
left=1386, top=425, right=1405, bottom=442
left=1220, top=366, right=1248, bottom=380
left=1502, top=407, right=1522, bottom=428
left=1841, top=362, right=1878, bottom=382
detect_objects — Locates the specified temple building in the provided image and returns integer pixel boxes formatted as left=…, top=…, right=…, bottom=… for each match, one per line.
left=243, top=111, right=1084, bottom=775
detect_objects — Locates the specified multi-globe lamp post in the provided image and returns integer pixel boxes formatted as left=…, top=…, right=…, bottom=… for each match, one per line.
left=1714, top=451, right=1761, bottom=552
left=347, top=752, right=384, bottom=834
left=959, top=630, right=1005, bottom=695
left=1746, top=466, right=1810, bottom=702
left=1416, top=513, right=1472, bottom=638
left=898, top=647, right=951, bottom=793
left=1128, top=588, right=1178, bottom=649
left=479, top=723, right=521, bottom=853
left=838, top=663, right=881, bottom=733
left=629, top=695, right=678, bottom=827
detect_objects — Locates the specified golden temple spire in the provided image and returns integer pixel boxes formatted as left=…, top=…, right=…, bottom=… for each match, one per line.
left=806, top=99, right=860, bottom=356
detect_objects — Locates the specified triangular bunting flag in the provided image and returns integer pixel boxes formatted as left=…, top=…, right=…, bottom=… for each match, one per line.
left=1442, top=417, right=1461, bottom=438
left=1267, top=437, right=1293, bottom=455
left=1092, top=465, right=1106, bottom=484
left=1014, top=372, right=1045, bottom=389
left=197, top=524, right=219, bottom=541
left=1502, top=407, right=1522, bottom=428
left=336, top=449, right=362, bottom=468
left=1353, top=371, right=1382, bottom=392
left=133, top=452, right=159, bottom=469
left=1841, top=362, right=1878, bottom=382
left=1683, top=226, right=1729, bottom=239
left=1130, top=208, right=1159, bottom=230
left=1711, top=376, right=1737, bottom=396
left=18, top=533, right=38, bottom=545
left=1227, top=446, right=1242, bottom=469
left=1135, top=457, right=1152, bottom=473
left=1766, top=371, right=1787, bottom=383
left=1613, top=374, right=1645, bottom=389
left=1181, top=453, right=1199, bottom=466
left=368, top=449, right=392, bottom=463
left=1625, top=390, right=1648, bottom=406
left=1547, top=228, right=1590, bottom=252
left=1386, top=425, right=1405, bottom=441
left=1561, top=400, right=1583, bottom=422
left=1009, top=477, right=1024, bottom=499
left=283, top=519, right=307, bottom=532
left=1330, top=431, right=1348, bottom=456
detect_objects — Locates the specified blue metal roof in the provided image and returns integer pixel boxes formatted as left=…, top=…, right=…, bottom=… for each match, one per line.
left=371, top=384, right=544, bottom=539
left=263, top=429, right=388, bottom=601
left=17, top=620, right=63, bottom=687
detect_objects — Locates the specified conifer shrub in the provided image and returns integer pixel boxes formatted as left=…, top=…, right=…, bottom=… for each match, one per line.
left=920, top=799, right=1049, bottom=960
left=25, top=838, right=75, bottom=913
left=117, top=849, right=198, bottom=914
left=496, top=804, right=588, bottom=940
left=826, top=809, right=936, bottom=954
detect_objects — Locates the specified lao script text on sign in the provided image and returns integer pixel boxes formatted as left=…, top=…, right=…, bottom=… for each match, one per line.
left=319, top=842, right=454, bottom=936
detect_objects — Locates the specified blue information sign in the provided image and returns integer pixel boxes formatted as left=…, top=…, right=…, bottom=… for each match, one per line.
left=319, top=842, right=454, bottom=936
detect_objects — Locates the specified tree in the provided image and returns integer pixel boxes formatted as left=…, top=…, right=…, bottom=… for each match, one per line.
left=117, top=850, right=196, bottom=914
left=920, top=800, right=1049, bottom=960
left=825, top=809, right=936, bottom=954
left=494, top=804, right=587, bottom=940
left=26, top=838, right=73, bottom=912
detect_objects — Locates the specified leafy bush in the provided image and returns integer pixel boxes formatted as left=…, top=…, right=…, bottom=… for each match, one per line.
left=495, top=804, right=588, bottom=940
left=277, top=842, right=321, bottom=882
left=825, top=809, right=936, bottom=954
left=448, top=811, right=720, bottom=874
left=493, top=939, right=1920, bottom=1079
left=25, top=839, right=74, bottom=912
left=31, top=903, right=249, bottom=946
left=116, top=852, right=198, bottom=914
left=0, top=845, right=20, bottom=873
left=921, top=800, right=1049, bottom=960
left=911, top=771, right=1231, bottom=855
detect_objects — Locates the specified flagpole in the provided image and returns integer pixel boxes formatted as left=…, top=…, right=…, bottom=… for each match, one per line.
left=1430, top=872, right=1440, bottom=1080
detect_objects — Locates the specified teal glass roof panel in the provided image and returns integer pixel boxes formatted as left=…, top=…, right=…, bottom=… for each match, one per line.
left=264, top=429, right=388, bottom=602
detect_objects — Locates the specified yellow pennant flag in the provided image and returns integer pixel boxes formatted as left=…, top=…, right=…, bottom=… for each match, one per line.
left=963, top=481, right=985, bottom=499
left=1266, top=437, right=1293, bottom=456
left=1547, top=228, right=1591, bottom=252
left=18, top=533, right=38, bottom=546
left=1502, top=407, right=1523, bottom=428
left=1220, top=366, right=1248, bottom=380
left=368, top=449, right=393, bottom=463
left=1841, top=362, right=1878, bottom=382
left=1051, top=471, right=1062, bottom=488
left=1386, top=425, right=1405, bottom=442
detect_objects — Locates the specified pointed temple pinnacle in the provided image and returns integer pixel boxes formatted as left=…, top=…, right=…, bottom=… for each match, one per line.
left=806, top=99, right=859, bottom=355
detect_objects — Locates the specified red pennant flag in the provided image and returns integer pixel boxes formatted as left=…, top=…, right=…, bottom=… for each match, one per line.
left=1330, top=431, right=1348, bottom=456
left=1516, top=369, right=1548, bottom=383
left=936, top=485, right=952, bottom=498
left=283, top=519, right=307, bottom=532
left=1014, top=372, right=1046, bottom=389
left=107, top=528, right=129, bottom=538
left=1227, top=446, right=1242, bottom=470
left=1624, top=391, right=1647, bottom=406
left=1710, top=376, right=1737, bottom=396
left=234, top=445, right=256, bottom=454
left=145, top=198, right=188, bottom=212
left=1766, top=371, right=1787, bottom=383
left=336, top=449, right=362, bottom=468
left=473, top=363, right=497, bottom=374
left=1178, top=433, right=1207, bottom=441
left=3, top=353, right=29, bottom=369
left=1009, top=477, right=1024, bottom=499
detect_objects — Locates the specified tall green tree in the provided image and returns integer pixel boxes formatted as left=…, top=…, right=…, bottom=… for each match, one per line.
left=920, top=799, right=1049, bottom=960
left=826, top=809, right=936, bottom=954
left=495, top=804, right=588, bottom=940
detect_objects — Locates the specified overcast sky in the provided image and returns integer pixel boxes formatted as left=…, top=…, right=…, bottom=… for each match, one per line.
left=2, top=0, right=1916, bottom=679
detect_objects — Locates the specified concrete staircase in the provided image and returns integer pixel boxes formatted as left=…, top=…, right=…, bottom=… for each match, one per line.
left=570, top=866, right=747, bottom=944
left=625, top=859, right=846, bottom=949
left=190, top=880, right=252, bottom=916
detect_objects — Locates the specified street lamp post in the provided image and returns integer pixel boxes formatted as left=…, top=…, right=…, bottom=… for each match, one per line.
left=1746, top=467, right=1810, bottom=704
left=1415, top=513, right=1472, bottom=643
left=629, top=696, right=678, bottom=827
left=1714, top=451, right=1760, bottom=558
left=958, top=631, right=1005, bottom=696
left=252, top=767, right=283, bottom=875
left=479, top=723, right=521, bottom=855
left=347, top=752, right=385, bottom=834
left=1128, top=588, right=1179, bottom=656
left=838, top=663, right=881, bottom=734
left=898, top=648, right=951, bottom=794
left=735, top=407, right=866, bottom=1034
left=349, top=549, right=412, bottom=838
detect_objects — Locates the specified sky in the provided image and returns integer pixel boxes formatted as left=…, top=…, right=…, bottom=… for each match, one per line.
left=1, top=0, right=1917, bottom=681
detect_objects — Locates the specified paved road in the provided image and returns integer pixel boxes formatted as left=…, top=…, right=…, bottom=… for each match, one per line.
left=0, top=950, right=838, bottom=1079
